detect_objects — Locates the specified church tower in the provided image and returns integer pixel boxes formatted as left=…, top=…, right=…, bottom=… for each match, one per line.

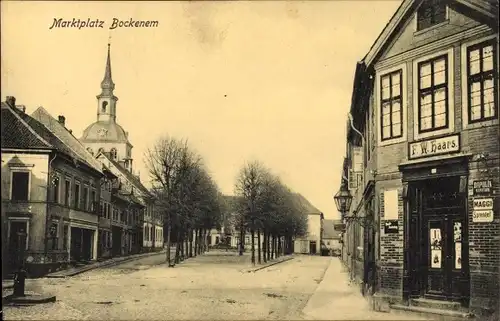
left=97, top=44, right=118, bottom=123
left=80, top=43, right=134, bottom=172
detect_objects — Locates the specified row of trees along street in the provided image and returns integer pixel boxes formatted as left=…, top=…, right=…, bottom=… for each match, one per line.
left=234, top=161, right=308, bottom=265
left=145, top=136, right=308, bottom=267
left=145, top=136, right=225, bottom=267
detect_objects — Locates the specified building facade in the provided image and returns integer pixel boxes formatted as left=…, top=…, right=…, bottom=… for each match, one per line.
left=292, top=193, right=324, bottom=255
left=1, top=98, right=104, bottom=277
left=80, top=44, right=163, bottom=252
left=339, top=0, right=498, bottom=317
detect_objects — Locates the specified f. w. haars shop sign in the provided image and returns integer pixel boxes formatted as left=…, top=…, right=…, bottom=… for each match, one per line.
left=409, top=134, right=460, bottom=160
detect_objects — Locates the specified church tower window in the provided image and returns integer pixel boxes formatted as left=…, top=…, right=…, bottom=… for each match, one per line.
left=110, top=148, right=117, bottom=160
left=102, top=101, right=108, bottom=113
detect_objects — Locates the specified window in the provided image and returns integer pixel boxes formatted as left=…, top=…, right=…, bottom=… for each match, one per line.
left=11, top=171, right=30, bottom=201
left=49, top=221, right=59, bottom=250
left=83, top=187, right=89, bottom=211
left=417, top=0, right=446, bottom=31
left=74, top=183, right=80, bottom=209
left=63, top=224, right=69, bottom=250
left=90, top=190, right=96, bottom=212
left=110, top=148, right=117, bottom=160
left=380, top=70, right=403, bottom=140
left=64, top=180, right=71, bottom=206
left=53, top=175, right=60, bottom=203
left=98, top=148, right=104, bottom=155
left=467, top=40, right=497, bottom=123
left=102, top=101, right=108, bottom=113
left=87, top=147, right=94, bottom=155
left=418, top=55, right=449, bottom=133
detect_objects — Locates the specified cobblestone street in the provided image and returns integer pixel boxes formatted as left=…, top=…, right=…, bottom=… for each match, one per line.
left=3, top=252, right=430, bottom=320
left=4, top=252, right=329, bottom=320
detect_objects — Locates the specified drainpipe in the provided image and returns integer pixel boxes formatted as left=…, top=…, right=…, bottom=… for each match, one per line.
left=44, top=153, right=57, bottom=256
left=347, top=112, right=365, bottom=286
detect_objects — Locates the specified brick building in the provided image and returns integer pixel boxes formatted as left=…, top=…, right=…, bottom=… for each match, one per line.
left=339, top=0, right=498, bottom=317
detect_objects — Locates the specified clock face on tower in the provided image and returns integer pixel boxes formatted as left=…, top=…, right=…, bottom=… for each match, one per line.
left=97, top=128, right=108, bottom=138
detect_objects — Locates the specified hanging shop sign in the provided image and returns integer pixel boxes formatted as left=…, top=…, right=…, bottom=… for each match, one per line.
left=472, top=180, right=492, bottom=196
left=384, top=220, right=399, bottom=234
left=408, top=134, right=460, bottom=160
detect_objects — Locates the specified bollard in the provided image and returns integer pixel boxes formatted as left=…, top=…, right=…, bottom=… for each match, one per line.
left=13, top=230, right=27, bottom=297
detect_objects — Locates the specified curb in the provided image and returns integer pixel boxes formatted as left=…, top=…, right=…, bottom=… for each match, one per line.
left=244, top=256, right=295, bottom=273
left=46, top=250, right=167, bottom=278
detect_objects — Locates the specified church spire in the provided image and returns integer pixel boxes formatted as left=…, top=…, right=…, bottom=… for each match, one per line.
left=96, top=41, right=118, bottom=123
left=100, top=43, right=115, bottom=96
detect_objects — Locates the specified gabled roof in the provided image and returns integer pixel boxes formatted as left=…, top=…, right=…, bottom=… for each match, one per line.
left=364, top=0, right=498, bottom=68
left=30, top=106, right=103, bottom=174
left=97, top=152, right=150, bottom=196
left=292, top=193, right=323, bottom=215
left=1, top=103, right=53, bottom=150
left=323, top=219, right=342, bottom=239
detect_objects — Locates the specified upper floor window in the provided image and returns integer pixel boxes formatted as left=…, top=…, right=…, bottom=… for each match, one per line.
left=74, top=183, right=81, bottom=209
left=83, top=186, right=89, bottom=211
left=110, top=148, right=117, bottom=160
left=467, top=40, right=497, bottom=123
left=380, top=70, right=403, bottom=140
left=64, top=179, right=71, bottom=206
left=53, top=175, right=60, bottom=203
left=417, top=0, right=447, bottom=31
left=418, top=55, right=449, bottom=133
left=11, top=171, right=30, bottom=201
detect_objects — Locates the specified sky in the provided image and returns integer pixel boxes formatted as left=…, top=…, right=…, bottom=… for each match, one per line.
left=1, top=0, right=401, bottom=220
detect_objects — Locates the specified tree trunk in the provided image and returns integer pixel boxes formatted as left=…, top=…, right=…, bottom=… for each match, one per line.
left=267, top=233, right=271, bottom=261
left=193, top=229, right=197, bottom=257
left=251, top=229, right=255, bottom=265
left=262, top=231, right=267, bottom=263
left=239, top=227, right=244, bottom=256
left=277, top=236, right=281, bottom=257
left=189, top=229, right=193, bottom=258
left=166, top=223, right=173, bottom=267
left=257, top=229, right=262, bottom=264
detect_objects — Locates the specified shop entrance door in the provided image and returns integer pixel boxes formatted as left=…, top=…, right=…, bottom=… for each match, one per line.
left=409, top=176, right=468, bottom=303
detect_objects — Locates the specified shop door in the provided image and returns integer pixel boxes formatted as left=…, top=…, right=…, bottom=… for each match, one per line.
left=420, top=177, right=467, bottom=302
left=8, top=221, right=28, bottom=272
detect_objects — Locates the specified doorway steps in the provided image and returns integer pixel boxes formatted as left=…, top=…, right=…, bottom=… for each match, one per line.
left=391, top=298, right=475, bottom=319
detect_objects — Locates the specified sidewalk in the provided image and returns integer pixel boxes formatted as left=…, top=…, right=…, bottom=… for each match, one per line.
left=45, top=249, right=168, bottom=278
left=241, top=254, right=295, bottom=273
left=2, top=249, right=167, bottom=288
left=301, top=258, right=428, bottom=320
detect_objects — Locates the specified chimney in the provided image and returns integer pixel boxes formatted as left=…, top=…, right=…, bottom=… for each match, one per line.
left=58, top=115, right=66, bottom=126
left=5, top=96, right=16, bottom=108
left=15, top=105, right=26, bottom=113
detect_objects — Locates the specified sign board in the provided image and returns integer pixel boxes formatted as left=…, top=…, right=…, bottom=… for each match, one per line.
left=473, top=198, right=494, bottom=210
left=473, top=180, right=492, bottom=196
left=472, top=210, right=494, bottom=223
left=384, top=220, right=399, bottom=234
left=383, top=189, right=399, bottom=220
left=334, top=223, right=346, bottom=232
left=409, top=134, right=460, bottom=160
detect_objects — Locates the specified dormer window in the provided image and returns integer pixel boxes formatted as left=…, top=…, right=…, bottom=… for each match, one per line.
left=102, top=101, right=108, bottom=113
left=110, top=148, right=117, bottom=160
left=98, top=148, right=104, bottom=155
left=417, top=0, right=447, bottom=31
left=87, top=147, right=94, bottom=155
